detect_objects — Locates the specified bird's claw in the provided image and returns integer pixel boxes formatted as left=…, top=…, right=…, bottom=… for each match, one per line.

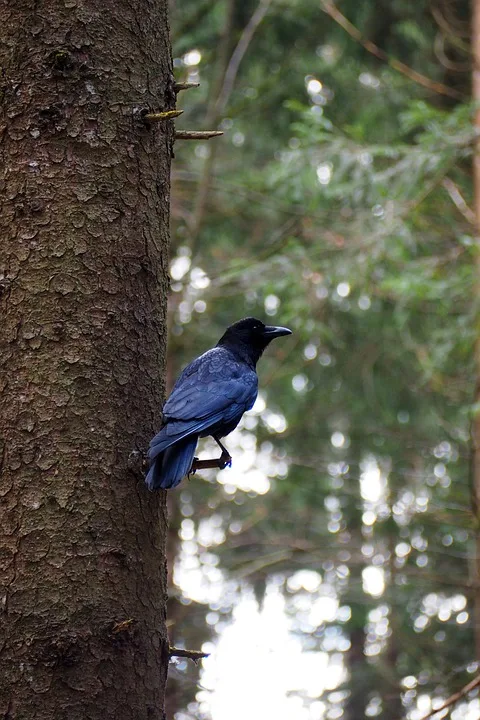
left=219, top=452, right=232, bottom=470
left=189, top=453, right=232, bottom=474
left=188, top=458, right=199, bottom=478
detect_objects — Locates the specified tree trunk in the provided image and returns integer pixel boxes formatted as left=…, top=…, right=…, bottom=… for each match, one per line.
left=472, top=0, right=480, bottom=664
left=344, top=602, right=369, bottom=720
left=0, top=1, right=173, bottom=718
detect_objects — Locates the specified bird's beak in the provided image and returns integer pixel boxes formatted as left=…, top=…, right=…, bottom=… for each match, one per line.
left=262, top=325, right=292, bottom=339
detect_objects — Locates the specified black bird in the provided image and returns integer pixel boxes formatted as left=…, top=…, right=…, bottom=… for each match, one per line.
left=146, top=317, right=292, bottom=490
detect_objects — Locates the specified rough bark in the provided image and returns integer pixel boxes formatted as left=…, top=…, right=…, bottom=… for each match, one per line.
left=0, top=1, right=173, bottom=718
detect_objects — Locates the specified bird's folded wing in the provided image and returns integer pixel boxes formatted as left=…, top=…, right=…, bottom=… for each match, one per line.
left=149, top=350, right=258, bottom=453
left=165, top=348, right=258, bottom=420
left=166, top=376, right=257, bottom=417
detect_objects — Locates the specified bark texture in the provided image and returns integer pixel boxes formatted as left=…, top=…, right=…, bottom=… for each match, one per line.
left=0, top=1, right=173, bottom=717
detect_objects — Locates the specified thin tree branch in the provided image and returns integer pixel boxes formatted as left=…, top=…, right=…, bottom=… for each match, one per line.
left=321, top=1, right=465, bottom=100
left=187, top=0, right=272, bottom=258
left=111, top=619, right=135, bottom=634
left=175, top=130, right=223, bottom=140
left=169, top=646, right=209, bottom=663
left=431, top=4, right=470, bottom=41
left=186, top=0, right=236, bottom=256
left=174, top=82, right=200, bottom=92
left=216, top=0, right=273, bottom=115
left=231, top=550, right=293, bottom=579
left=144, top=110, right=183, bottom=122
left=419, top=674, right=480, bottom=719
left=189, top=452, right=231, bottom=472
left=442, top=177, right=476, bottom=224
left=434, top=33, right=470, bottom=73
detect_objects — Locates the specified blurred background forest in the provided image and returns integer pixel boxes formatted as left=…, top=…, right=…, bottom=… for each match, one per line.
left=165, top=0, right=478, bottom=718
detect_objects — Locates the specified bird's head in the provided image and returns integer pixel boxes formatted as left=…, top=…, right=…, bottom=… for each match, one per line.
left=218, top=317, right=292, bottom=364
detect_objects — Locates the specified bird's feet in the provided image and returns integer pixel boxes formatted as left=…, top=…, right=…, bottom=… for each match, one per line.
left=189, top=452, right=232, bottom=475
left=218, top=450, right=232, bottom=469
left=188, top=458, right=199, bottom=478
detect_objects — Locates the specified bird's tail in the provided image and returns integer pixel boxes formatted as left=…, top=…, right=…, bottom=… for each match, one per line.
left=145, top=435, right=198, bottom=490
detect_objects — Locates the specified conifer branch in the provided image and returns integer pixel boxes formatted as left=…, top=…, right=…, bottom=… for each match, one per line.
left=216, top=0, right=272, bottom=114
left=418, top=673, right=480, bottom=719
left=442, top=177, right=476, bottom=225
left=321, top=1, right=465, bottom=101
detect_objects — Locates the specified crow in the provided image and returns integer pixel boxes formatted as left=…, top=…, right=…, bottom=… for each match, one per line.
left=145, top=317, right=292, bottom=490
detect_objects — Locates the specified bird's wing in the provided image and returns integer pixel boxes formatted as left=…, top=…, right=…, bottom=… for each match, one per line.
left=149, top=348, right=258, bottom=452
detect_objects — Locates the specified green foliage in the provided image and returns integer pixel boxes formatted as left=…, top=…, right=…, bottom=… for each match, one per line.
left=168, top=0, right=475, bottom=718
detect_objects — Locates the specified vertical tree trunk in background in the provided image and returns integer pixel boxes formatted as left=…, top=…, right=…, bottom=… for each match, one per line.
left=344, top=600, right=369, bottom=720
left=187, top=0, right=235, bottom=257
left=383, top=538, right=403, bottom=720
left=472, top=0, right=480, bottom=663
left=0, top=2, right=173, bottom=717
